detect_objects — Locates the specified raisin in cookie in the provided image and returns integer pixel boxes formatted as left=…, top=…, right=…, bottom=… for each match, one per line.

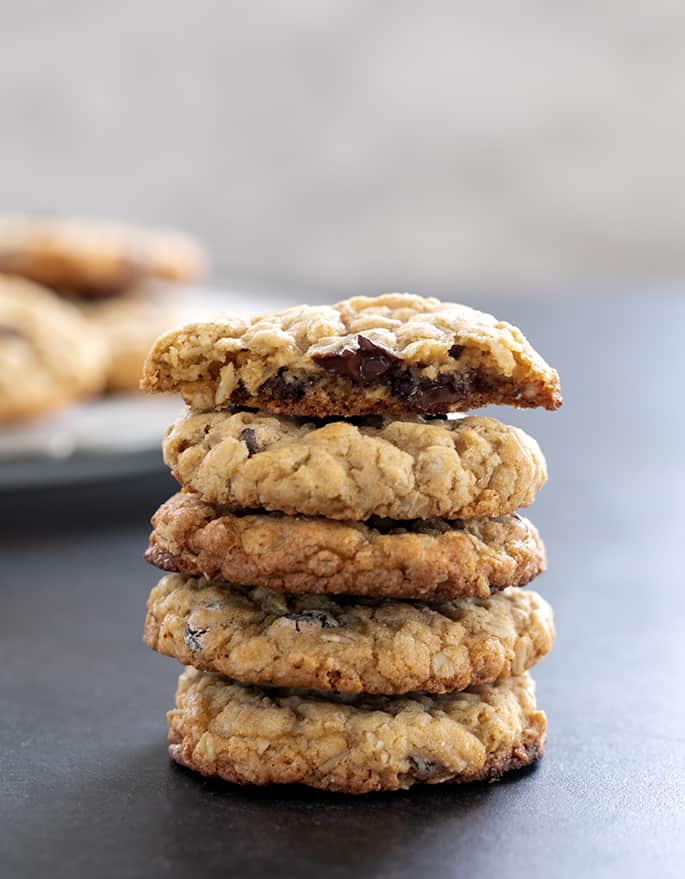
left=168, top=668, right=546, bottom=793
left=0, top=275, right=107, bottom=422
left=0, top=215, right=207, bottom=297
left=145, top=575, right=554, bottom=695
left=142, top=293, right=561, bottom=416
left=146, top=492, right=546, bottom=600
left=163, top=411, right=547, bottom=520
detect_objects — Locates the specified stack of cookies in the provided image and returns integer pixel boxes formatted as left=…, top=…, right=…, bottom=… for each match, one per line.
left=0, top=215, right=206, bottom=421
left=141, top=293, right=561, bottom=794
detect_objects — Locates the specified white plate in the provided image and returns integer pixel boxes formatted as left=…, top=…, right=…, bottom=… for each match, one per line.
left=0, top=286, right=294, bottom=491
left=0, top=395, right=183, bottom=489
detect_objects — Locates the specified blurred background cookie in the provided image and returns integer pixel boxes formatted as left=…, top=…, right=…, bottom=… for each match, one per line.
left=0, top=275, right=107, bottom=423
left=0, top=215, right=208, bottom=297
left=0, top=215, right=210, bottom=404
left=77, top=287, right=194, bottom=393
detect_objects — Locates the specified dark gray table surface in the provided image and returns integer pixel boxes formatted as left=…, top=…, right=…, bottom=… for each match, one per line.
left=2, top=292, right=684, bottom=879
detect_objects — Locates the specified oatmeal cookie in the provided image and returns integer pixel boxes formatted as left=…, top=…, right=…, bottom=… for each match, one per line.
left=0, top=215, right=207, bottom=296
left=142, top=293, right=561, bottom=415
left=145, top=575, right=554, bottom=694
left=0, top=275, right=107, bottom=422
left=146, top=492, right=546, bottom=599
left=163, top=411, right=547, bottom=520
left=167, top=668, right=546, bottom=792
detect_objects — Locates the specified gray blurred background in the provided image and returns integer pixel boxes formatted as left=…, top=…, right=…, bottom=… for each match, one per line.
left=2, top=0, right=684, bottom=295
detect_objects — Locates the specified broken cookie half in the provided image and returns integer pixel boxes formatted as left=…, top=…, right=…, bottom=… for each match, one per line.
left=141, top=293, right=562, bottom=416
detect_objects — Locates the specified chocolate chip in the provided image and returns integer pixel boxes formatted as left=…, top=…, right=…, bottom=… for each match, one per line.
left=259, top=368, right=307, bottom=401
left=183, top=623, right=208, bottom=652
left=408, top=755, right=448, bottom=781
left=449, top=344, right=464, bottom=359
left=388, top=370, right=415, bottom=401
left=239, top=427, right=259, bottom=457
left=312, top=334, right=402, bottom=386
left=282, top=610, right=340, bottom=632
left=389, top=370, right=488, bottom=413
left=230, top=380, right=250, bottom=403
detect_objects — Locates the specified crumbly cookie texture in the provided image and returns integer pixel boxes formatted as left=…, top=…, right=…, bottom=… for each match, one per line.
left=0, top=215, right=207, bottom=296
left=145, top=575, right=554, bottom=695
left=163, top=411, right=547, bottom=520
left=78, top=288, right=193, bottom=392
left=147, top=492, right=546, bottom=599
left=168, top=668, right=546, bottom=793
left=0, top=275, right=107, bottom=422
left=141, top=293, right=561, bottom=416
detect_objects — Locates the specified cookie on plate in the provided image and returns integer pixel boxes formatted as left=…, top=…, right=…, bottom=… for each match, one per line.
left=146, top=492, right=546, bottom=599
left=78, top=289, right=192, bottom=392
left=162, top=411, right=547, bottom=520
left=0, top=215, right=207, bottom=297
left=168, top=667, right=546, bottom=793
left=145, top=574, right=554, bottom=694
left=0, top=275, right=107, bottom=422
left=142, top=293, right=561, bottom=415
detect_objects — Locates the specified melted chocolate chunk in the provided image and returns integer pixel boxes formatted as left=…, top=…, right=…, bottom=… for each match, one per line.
left=239, top=427, right=259, bottom=457
left=387, top=370, right=414, bottom=400
left=183, top=623, right=208, bottom=652
left=230, top=380, right=250, bottom=403
left=449, top=344, right=464, bottom=359
left=312, top=334, right=402, bottom=386
left=282, top=610, right=340, bottom=632
left=389, top=369, right=487, bottom=413
left=258, top=368, right=307, bottom=401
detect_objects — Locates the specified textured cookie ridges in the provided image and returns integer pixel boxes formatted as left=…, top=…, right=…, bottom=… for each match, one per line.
left=146, top=492, right=546, bottom=599
left=168, top=668, right=546, bottom=793
left=163, top=411, right=547, bottom=520
left=0, top=215, right=206, bottom=296
left=0, top=275, right=107, bottom=422
left=142, top=293, right=561, bottom=416
left=145, top=575, right=554, bottom=694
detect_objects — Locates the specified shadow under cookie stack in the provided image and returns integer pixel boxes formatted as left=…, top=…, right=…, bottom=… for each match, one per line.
left=141, top=293, right=562, bottom=794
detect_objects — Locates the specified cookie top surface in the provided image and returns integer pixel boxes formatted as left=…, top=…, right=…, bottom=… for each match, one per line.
left=0, top=275, right=107, bottom=422
left=145, top=574, right=554, bottom=694
left=0, top=215, right=207, bottom=296
left=142, top=293, right=561, bottom=416
left=163, top=410, right=547, bottom=520
left=147, top=491, right=546, bottom=600
left=168, top=667, right=546, bottom=793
